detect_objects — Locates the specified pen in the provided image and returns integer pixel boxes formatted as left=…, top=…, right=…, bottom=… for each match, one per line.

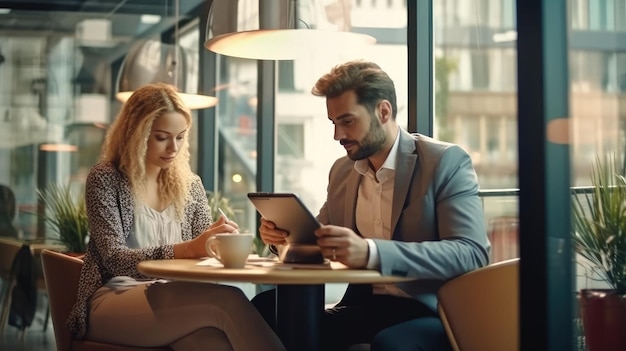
left=218, top=208, right=240, bottom=233
left=218, top=208, right=229, bottom=223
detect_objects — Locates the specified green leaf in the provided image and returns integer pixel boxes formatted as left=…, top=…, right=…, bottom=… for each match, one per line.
left=36, top=183, right=89, bottom=253
left=572, top=154, right=626, bottom=294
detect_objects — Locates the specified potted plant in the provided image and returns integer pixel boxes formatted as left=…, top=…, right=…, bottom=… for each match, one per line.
left=206, top=190, right=237, bottom=223
left=572, top=154, right=626, bottom=351
left=37, top=183, right=89, bottom=254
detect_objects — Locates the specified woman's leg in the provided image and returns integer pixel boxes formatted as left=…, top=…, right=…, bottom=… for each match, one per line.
left=170, top=327, right=233, bottom=351
left=86, top=281, right=285, bottom=351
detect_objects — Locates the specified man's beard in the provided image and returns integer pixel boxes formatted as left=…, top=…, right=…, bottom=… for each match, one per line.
left=347, top=118, right=386, bottom=161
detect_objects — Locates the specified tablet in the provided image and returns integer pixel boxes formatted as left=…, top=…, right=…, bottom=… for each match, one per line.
left=247, top=192, right=320, bottom=245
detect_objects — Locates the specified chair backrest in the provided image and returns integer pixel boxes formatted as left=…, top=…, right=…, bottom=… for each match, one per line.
left=41, top=249, right=83, bottom=351
left=437, top=258, right=519, bottom=351
left=41, top=249, right=172, bottom=351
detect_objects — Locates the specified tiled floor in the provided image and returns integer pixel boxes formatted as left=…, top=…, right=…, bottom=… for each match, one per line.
left=1, top=291, right=56, bottom=351
left=1, top=324, right=56, bottom=351
left=0, top=291, right=588, bottom=351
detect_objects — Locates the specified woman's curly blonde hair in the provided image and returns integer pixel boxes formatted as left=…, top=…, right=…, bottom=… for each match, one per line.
left=101, top=82, right=193, bottom=220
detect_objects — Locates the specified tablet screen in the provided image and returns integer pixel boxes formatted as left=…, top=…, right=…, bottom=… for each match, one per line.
left=247, top=192, right=320, bottom=245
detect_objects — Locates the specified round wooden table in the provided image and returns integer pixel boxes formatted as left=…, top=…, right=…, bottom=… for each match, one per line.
left=137, top=259, right=415, bottom=351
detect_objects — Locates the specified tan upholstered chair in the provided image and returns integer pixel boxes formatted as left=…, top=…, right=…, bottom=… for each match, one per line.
left=437, top=258, right=519, bottom=351
left=40, top=249, right=170, bottom=351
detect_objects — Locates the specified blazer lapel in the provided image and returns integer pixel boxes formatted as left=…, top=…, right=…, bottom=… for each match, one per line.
left=391, top=131, right=419, bottom=235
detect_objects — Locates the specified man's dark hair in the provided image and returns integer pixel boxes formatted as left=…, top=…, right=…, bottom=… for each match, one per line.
left=311, top=60, right=397, bottom=119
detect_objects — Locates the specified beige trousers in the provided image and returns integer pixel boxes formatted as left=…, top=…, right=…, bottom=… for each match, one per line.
left=86, top=281, right=285, bottom=351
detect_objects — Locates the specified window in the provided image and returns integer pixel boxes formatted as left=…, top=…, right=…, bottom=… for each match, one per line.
left=277, top=124, right=304, bottom=158
left=470, top=50, right=490, bottom=89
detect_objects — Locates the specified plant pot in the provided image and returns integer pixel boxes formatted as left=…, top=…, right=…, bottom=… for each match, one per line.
left=579, top=289, right=626, bottom=351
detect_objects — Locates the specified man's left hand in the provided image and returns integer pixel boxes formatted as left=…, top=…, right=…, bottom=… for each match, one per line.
left=315, top=225, right=369, bottom=268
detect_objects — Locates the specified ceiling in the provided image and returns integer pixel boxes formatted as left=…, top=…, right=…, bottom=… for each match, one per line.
left=0, top=0, right=209, bottom=92
left=0, top=0, right=208, bottom=63
left=0, top=0, right=210, bottom=149
left=0, top=0, right=207, bottom=35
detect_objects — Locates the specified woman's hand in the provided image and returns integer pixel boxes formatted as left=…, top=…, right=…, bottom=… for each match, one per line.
left=175, top=216, right=240, bottom=258
left=207, top=214, right=240, bottom=234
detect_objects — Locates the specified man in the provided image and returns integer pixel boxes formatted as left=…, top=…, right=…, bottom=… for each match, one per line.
left=253, top=60, right=490, bottom=351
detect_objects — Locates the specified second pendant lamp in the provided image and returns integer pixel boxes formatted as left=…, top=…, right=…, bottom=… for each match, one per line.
left=115, top=0, right=218, bottom=109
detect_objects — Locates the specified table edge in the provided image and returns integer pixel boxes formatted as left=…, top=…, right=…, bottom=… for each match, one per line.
left=137, top=259, right=415, bottom=285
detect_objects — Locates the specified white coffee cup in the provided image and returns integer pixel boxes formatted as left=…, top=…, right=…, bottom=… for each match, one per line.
left=205, top=233, right=254, bottom=268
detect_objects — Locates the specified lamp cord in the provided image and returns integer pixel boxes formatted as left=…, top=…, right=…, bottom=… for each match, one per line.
left=105, top=0, right=128, bottom=19
left=174, top=0, right=180, bottom=89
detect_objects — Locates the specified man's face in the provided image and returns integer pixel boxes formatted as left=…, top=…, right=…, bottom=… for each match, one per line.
left=327, top=90, right=386, bottom=161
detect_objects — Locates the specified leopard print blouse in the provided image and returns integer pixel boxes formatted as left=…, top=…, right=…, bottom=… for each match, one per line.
left=67, top=162, right=213, bottom=338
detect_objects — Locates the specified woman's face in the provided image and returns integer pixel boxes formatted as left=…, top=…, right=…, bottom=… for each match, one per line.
left=145, top=111, right=188, bottom=172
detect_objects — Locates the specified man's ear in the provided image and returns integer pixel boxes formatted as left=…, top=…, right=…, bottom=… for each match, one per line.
left=378, top=100, right=393, bottom=123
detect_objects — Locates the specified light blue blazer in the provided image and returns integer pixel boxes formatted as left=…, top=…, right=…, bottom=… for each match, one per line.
left=316, top=129, right=491, bottom=312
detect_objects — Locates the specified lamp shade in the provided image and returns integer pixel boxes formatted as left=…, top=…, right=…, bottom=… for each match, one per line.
left=205, top=0, right=376, bottom=60
left=116, top=40, right=218, bottom=109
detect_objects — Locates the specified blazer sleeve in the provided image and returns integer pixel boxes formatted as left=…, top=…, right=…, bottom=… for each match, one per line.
left=375, top=144, right=490, bottom=281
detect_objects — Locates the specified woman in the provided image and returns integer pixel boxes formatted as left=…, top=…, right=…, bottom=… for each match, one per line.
left=67, top=83, right=285, bottom=351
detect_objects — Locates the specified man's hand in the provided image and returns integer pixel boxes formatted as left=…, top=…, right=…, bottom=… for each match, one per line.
left=258, top=218, right=288, bottom=246
left=315, top=225, right=369, bottom=268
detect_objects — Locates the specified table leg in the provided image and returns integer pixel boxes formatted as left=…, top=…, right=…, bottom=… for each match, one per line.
left=276, top=284, right=324, bottom=351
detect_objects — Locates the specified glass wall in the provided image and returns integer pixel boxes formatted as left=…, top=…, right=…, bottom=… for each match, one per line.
left=433, top=0, right=519, bottom=265
left=213, top=0, right=408, bottom=234
left=0, top=23, right=111, bottom=238
left=433, top=0, right=626, bottom=262
left=0, top=0, right=205, bottom=239
left=1, top=1, right=624, bottom=347
left=568, top=0, right=626, bottom=291
left=431, top=0, right=624, bottom=348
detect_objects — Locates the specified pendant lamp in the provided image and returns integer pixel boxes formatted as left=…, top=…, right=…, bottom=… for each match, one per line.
left=205, top=0, right=376, bottom=60
left=115, top=0, right=218, bottom=109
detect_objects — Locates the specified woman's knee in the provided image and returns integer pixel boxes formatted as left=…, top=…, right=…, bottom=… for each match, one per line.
left=147, top=281, right=250, bottom=313
left=174, top=281, right=247, bottom=300
left=202, top=283, right=248, bottom=300
left=170, top=327, right=233, bottom=351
